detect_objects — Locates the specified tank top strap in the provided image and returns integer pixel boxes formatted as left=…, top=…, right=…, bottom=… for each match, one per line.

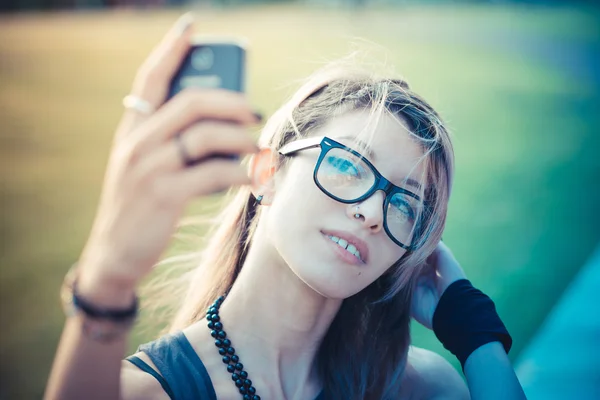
left=137, top=331, right=217, bottom=400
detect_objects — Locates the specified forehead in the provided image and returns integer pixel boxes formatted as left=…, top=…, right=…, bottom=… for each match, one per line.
left=317, top=110, right=426, bottom=190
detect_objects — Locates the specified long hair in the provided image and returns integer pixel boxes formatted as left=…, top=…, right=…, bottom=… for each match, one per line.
left=143, top=61, right=454, bottom=399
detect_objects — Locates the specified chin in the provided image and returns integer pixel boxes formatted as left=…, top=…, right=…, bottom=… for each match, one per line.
left=295, top=268, right=369, bottom=300
left=275, top=228, right=373, bottom=298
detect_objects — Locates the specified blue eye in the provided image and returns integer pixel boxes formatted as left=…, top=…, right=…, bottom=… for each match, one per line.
left=390, top=195, right=416, bottom=223
left=325, top=155, right=365, bottom=177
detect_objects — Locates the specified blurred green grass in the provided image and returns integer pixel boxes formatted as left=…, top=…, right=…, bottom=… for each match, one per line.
left=1, top=4, right=599, bottom=398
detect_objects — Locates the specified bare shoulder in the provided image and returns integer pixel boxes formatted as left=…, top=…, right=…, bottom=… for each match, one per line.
left=406, top=346, right=470, bottom=400
left=120, top=352, right=170, bottom=400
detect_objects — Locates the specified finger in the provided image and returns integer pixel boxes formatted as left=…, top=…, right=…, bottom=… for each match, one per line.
left=132, top=13, right=195, bottom=107
left=141, top=121, right=259, bottom=172
left=432, top=241, right=467, bottom=291
left=434, top=241, right=458, bottom=275
left=117, top=13, right=195, bottom=138
left=170, top=159, right=252, bottom=199
left=130, top=89, right=259, bottom=150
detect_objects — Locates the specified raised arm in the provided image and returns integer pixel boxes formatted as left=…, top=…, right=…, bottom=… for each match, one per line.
left=44, top=14, right=261, bottom=399
left=463, top=342, right=526, bottom=400
left=411, top=241, right=526, bottom=400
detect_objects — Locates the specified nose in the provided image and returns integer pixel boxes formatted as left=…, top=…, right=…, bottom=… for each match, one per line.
left=348, top=190, right=385, bottom=234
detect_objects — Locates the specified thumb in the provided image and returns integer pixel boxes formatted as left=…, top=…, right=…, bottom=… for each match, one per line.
left=116, top=13, right=195, bottom=140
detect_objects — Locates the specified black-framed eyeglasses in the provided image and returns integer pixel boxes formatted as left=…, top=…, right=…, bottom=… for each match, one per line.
left=279, top=136, right=426, bottom=250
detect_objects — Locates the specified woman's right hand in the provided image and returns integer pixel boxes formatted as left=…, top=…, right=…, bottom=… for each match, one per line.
left=76, top=14, right=260, bottom=302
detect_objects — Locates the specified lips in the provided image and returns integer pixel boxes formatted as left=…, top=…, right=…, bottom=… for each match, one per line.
left=321, top=229, right=369, bottom=264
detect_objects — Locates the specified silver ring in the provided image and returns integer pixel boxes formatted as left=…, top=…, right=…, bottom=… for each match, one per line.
left=175, top=134, right=196, bottom=168
left=122, top=95, right=155, bottom=115
left=354, top=205, right=362, bottom=219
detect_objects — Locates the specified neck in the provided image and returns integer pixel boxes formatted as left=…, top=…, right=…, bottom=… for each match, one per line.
left=214, top=229, right=342, bottom=399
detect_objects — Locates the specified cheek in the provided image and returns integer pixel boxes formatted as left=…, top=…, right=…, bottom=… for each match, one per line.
left=382, top=244, right=407, bottom=267
left=343, top=232, right=407, bottom=292
left=266, top=164, right=321, bottom=241
left=270, top=161, right=327, bottom=223
left=365, top=247, right=407, bottom=282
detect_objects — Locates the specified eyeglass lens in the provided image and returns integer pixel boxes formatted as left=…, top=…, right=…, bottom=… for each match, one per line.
left=316, top=147, right=420, bottom=247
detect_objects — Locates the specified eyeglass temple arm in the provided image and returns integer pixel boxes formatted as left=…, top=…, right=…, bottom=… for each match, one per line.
left=278, top=136, right=323, bottom=156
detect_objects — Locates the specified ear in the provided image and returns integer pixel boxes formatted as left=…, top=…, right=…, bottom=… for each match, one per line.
left=248, top=148, right=277, bottom=206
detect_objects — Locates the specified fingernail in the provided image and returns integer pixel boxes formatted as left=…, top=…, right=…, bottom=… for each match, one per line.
left=253, top=112, right=263, bottom=122
left=174, top=12, right=194, bottom=36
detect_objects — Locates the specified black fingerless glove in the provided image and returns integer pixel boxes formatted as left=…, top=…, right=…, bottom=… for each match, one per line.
left=432, top=279, right=512, bottom=369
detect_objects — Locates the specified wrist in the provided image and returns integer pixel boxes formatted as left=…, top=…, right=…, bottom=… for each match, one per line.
left=433, top=279, right=512, bottom=369
left=61, top=264, right=139, bottom=343
left=76, top=269, right=137, bottom=309
left=73, top=252, right=137, bottom=308
left=76, top=247, right=140, bottom=307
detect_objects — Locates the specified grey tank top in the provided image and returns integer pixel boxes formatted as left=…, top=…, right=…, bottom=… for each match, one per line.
left=126, top=331, right=325, bottom=400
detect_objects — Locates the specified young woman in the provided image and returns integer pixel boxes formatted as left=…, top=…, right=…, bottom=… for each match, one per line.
left=45, top=14, right=526, bottom=400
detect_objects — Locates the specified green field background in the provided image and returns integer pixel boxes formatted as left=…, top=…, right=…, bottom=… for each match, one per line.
left=1, top=4, right=599, bottom=398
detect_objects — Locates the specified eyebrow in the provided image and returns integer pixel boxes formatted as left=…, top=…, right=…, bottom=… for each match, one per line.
left=338, top=136, right=376, bottom=159
left=404, top=178, right=423, bottom=191
left=337, top=135, right=423, bottom=192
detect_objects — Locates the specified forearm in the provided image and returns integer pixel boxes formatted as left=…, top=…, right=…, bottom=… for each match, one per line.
left=45, top=317, right=127, bottom=399
left=463, top=342, right=527, bottom=400
left=44, top=274, right=135, bottom=400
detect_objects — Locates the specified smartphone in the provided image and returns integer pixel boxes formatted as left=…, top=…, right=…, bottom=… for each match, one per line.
left=169, top=37, right=247, bottom=163
left=168, top=36, right=247, bottom=99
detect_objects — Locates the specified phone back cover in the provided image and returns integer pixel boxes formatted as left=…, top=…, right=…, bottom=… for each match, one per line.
left=168, top=44, right=245, bottom=98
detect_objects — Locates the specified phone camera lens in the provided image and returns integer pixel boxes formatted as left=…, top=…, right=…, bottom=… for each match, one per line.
left=191, top=47, right=214, bottom=71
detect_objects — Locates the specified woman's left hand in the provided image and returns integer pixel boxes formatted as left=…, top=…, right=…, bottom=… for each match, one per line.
left=411, top=241, right=468, bottom=330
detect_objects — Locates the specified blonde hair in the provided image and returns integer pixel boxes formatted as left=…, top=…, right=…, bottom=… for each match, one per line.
left=143, top=61, right=454, bottom=399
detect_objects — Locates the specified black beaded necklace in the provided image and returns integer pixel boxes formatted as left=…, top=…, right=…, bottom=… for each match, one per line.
left=207, top=295, right=261, bottom=400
